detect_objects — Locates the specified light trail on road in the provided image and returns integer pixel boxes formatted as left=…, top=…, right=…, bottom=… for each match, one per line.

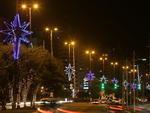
left=57, top=108, right=82, bottom=113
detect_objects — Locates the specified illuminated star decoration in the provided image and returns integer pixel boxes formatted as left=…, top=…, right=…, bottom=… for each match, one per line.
left=100, top=75, right=108, bottom=84
left=130, top=83, right=137, bottom=91
left=0, top=13, right=32, bottom=60
left=111, top=78, right=118, bottom=84
left=123, top=80, right=129, bottom=89
left=64, top=63, right=75, bottom=81
left=86, top=70, right=95, bottom=81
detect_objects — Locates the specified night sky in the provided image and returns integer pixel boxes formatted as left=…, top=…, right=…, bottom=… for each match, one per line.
left=0, top=0, right=149, bottom=57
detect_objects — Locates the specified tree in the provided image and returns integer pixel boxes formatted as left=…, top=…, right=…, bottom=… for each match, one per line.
left=0, top=43, right=66, bottom=109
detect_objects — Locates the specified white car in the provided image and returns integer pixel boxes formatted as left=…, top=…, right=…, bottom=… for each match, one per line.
left=100, top=99, right=107, bottom=104
left=91, top=99, right=100, bottom=104
left=111, top=99, right=121, bottom=104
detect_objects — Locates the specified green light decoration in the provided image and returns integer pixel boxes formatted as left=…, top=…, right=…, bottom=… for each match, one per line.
left=101, top=83, right=105, bottom=90
left=111, top=78, right=119, bottom=90
left=114, top=83, right=119, bottom=89
left=99, top=82, right=106, bottom=91
left=99, top=75, right=108, bottom=91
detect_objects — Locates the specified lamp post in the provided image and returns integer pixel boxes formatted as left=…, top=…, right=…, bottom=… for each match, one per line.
left=85, top=50, right=95, bottom=101
left=45, top=27, right=58, bottom=57
left=85, top=50, right=95, bottom=71
left=99, top=54, right=108, bottom=74
left=130, top=68, right=137, bottom=112
left=65, top=41, right=76, bottom=98
left=122, top=65, right=129, bottom=107
left=110, top=62, right=118, bottom=76
left=21, top=3, right=39, bottom=31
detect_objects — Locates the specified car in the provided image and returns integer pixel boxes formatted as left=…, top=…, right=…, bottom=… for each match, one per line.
left=100, top=99, right=107, bottom=104
left=111, top=98, right=122, bottom=105
left=90, top=99, right=100, bottom=104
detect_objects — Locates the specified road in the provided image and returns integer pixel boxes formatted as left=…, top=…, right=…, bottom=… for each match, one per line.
left=1, top=102, right=150, bottom=113
left=36, top=102, right=150, bottom=113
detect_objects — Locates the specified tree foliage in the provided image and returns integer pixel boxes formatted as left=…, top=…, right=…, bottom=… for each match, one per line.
left=0, top=43, right=66, bottom=109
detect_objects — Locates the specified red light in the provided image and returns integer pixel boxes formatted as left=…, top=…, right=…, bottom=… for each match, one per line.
left=57, top=108, right=82, bottom=113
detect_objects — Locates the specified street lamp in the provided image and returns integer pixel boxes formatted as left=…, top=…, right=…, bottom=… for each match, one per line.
left=122, top=65, right=129, bottom=107
left=99, top=54, right=108, bottom=73
left=110, top=62, right=118, bottom=76
left=45, top=27, right=58, bottom=57
left=129, top=67, right=137, bottom=111
left=21, top=3, right=39, bottom=31
left=64, top=41, right=76, bottom=98
left=85, top=50, right=95, bottom=71
left=64, top=41, right=75, bottom=63
left=85, top=50, right=95, bottom=101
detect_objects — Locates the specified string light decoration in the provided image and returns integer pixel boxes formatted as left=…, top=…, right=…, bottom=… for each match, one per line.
left=123, top=80, right=129, bottom=90
left=111, top=78, right=118, bottom=84
left=86, top=70, right=95, bottom=81
left=64, top=63, right=75, bottom=81
left=99, top=75, right=108, bottom=84
left=0, top=13, right=32, bottom=60
left=111, top=78, right=119, bottom=89
left=130, top=83, right=137, bottom=91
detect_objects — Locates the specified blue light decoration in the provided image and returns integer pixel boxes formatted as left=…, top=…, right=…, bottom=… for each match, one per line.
left=111, top=78, right=119, bottom=89
left=0, top=13, right=32, bottom=60
left=86, top=70, right=95, bottom=81
left=130, top=83, right=137, bottom=91
left=111, top=78, right=118, bottom=84
left=123, top=80, right=129, bottom=90
left=64, top=63, right=75, bottom=81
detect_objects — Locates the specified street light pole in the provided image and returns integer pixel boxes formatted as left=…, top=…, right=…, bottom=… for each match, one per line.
left=50, top=30, right=53, bottom=57
left=21, top=3, right=39, bottom=31
left=86, top=50, right=95, bottom=71
left=89, top=53, right=92, bottom=71
left=122, top=65, right=129, bottom=108
left=100, top=54, right=108, bottom=74
left=111, top=62, right=118, bottom=76
left=85, top=50, right=95, bottom=101
left=133, top=51, right=136, bottom=113
left=45, top=27, right=58, bottom=57
left=72, top=43, right=76, bottom=97
left=29, top=7, right=32, bottom=31
left=65, top=41, right=76, bottom=98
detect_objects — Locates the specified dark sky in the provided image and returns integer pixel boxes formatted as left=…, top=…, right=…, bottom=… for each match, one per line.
left=0, top=0, right=149, bottom=57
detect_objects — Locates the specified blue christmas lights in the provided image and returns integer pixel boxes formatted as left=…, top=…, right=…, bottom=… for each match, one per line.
left=0, top=13, right=32, bottom=60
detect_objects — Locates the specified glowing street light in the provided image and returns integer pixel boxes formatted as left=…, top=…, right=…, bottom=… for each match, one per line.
left=64, top=41, right=76, bottom=98
left=33, top=3, right=39, bottom=9
left=45, top=27, right=58, bottom=57
left=85, top=50, right=95, bottom=101
left=99, top=54, right=108, bottom=73
left=21, top=4, right=27, bottom=9
left=111, top=61, right=118, bottom=76
left=64, top=41, right=75, bottom=63
left=21, top=3, right=39, bottom=30
left=85, top=50, right=95, bottom=70
left=122, top=65, right=129, bottom=106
